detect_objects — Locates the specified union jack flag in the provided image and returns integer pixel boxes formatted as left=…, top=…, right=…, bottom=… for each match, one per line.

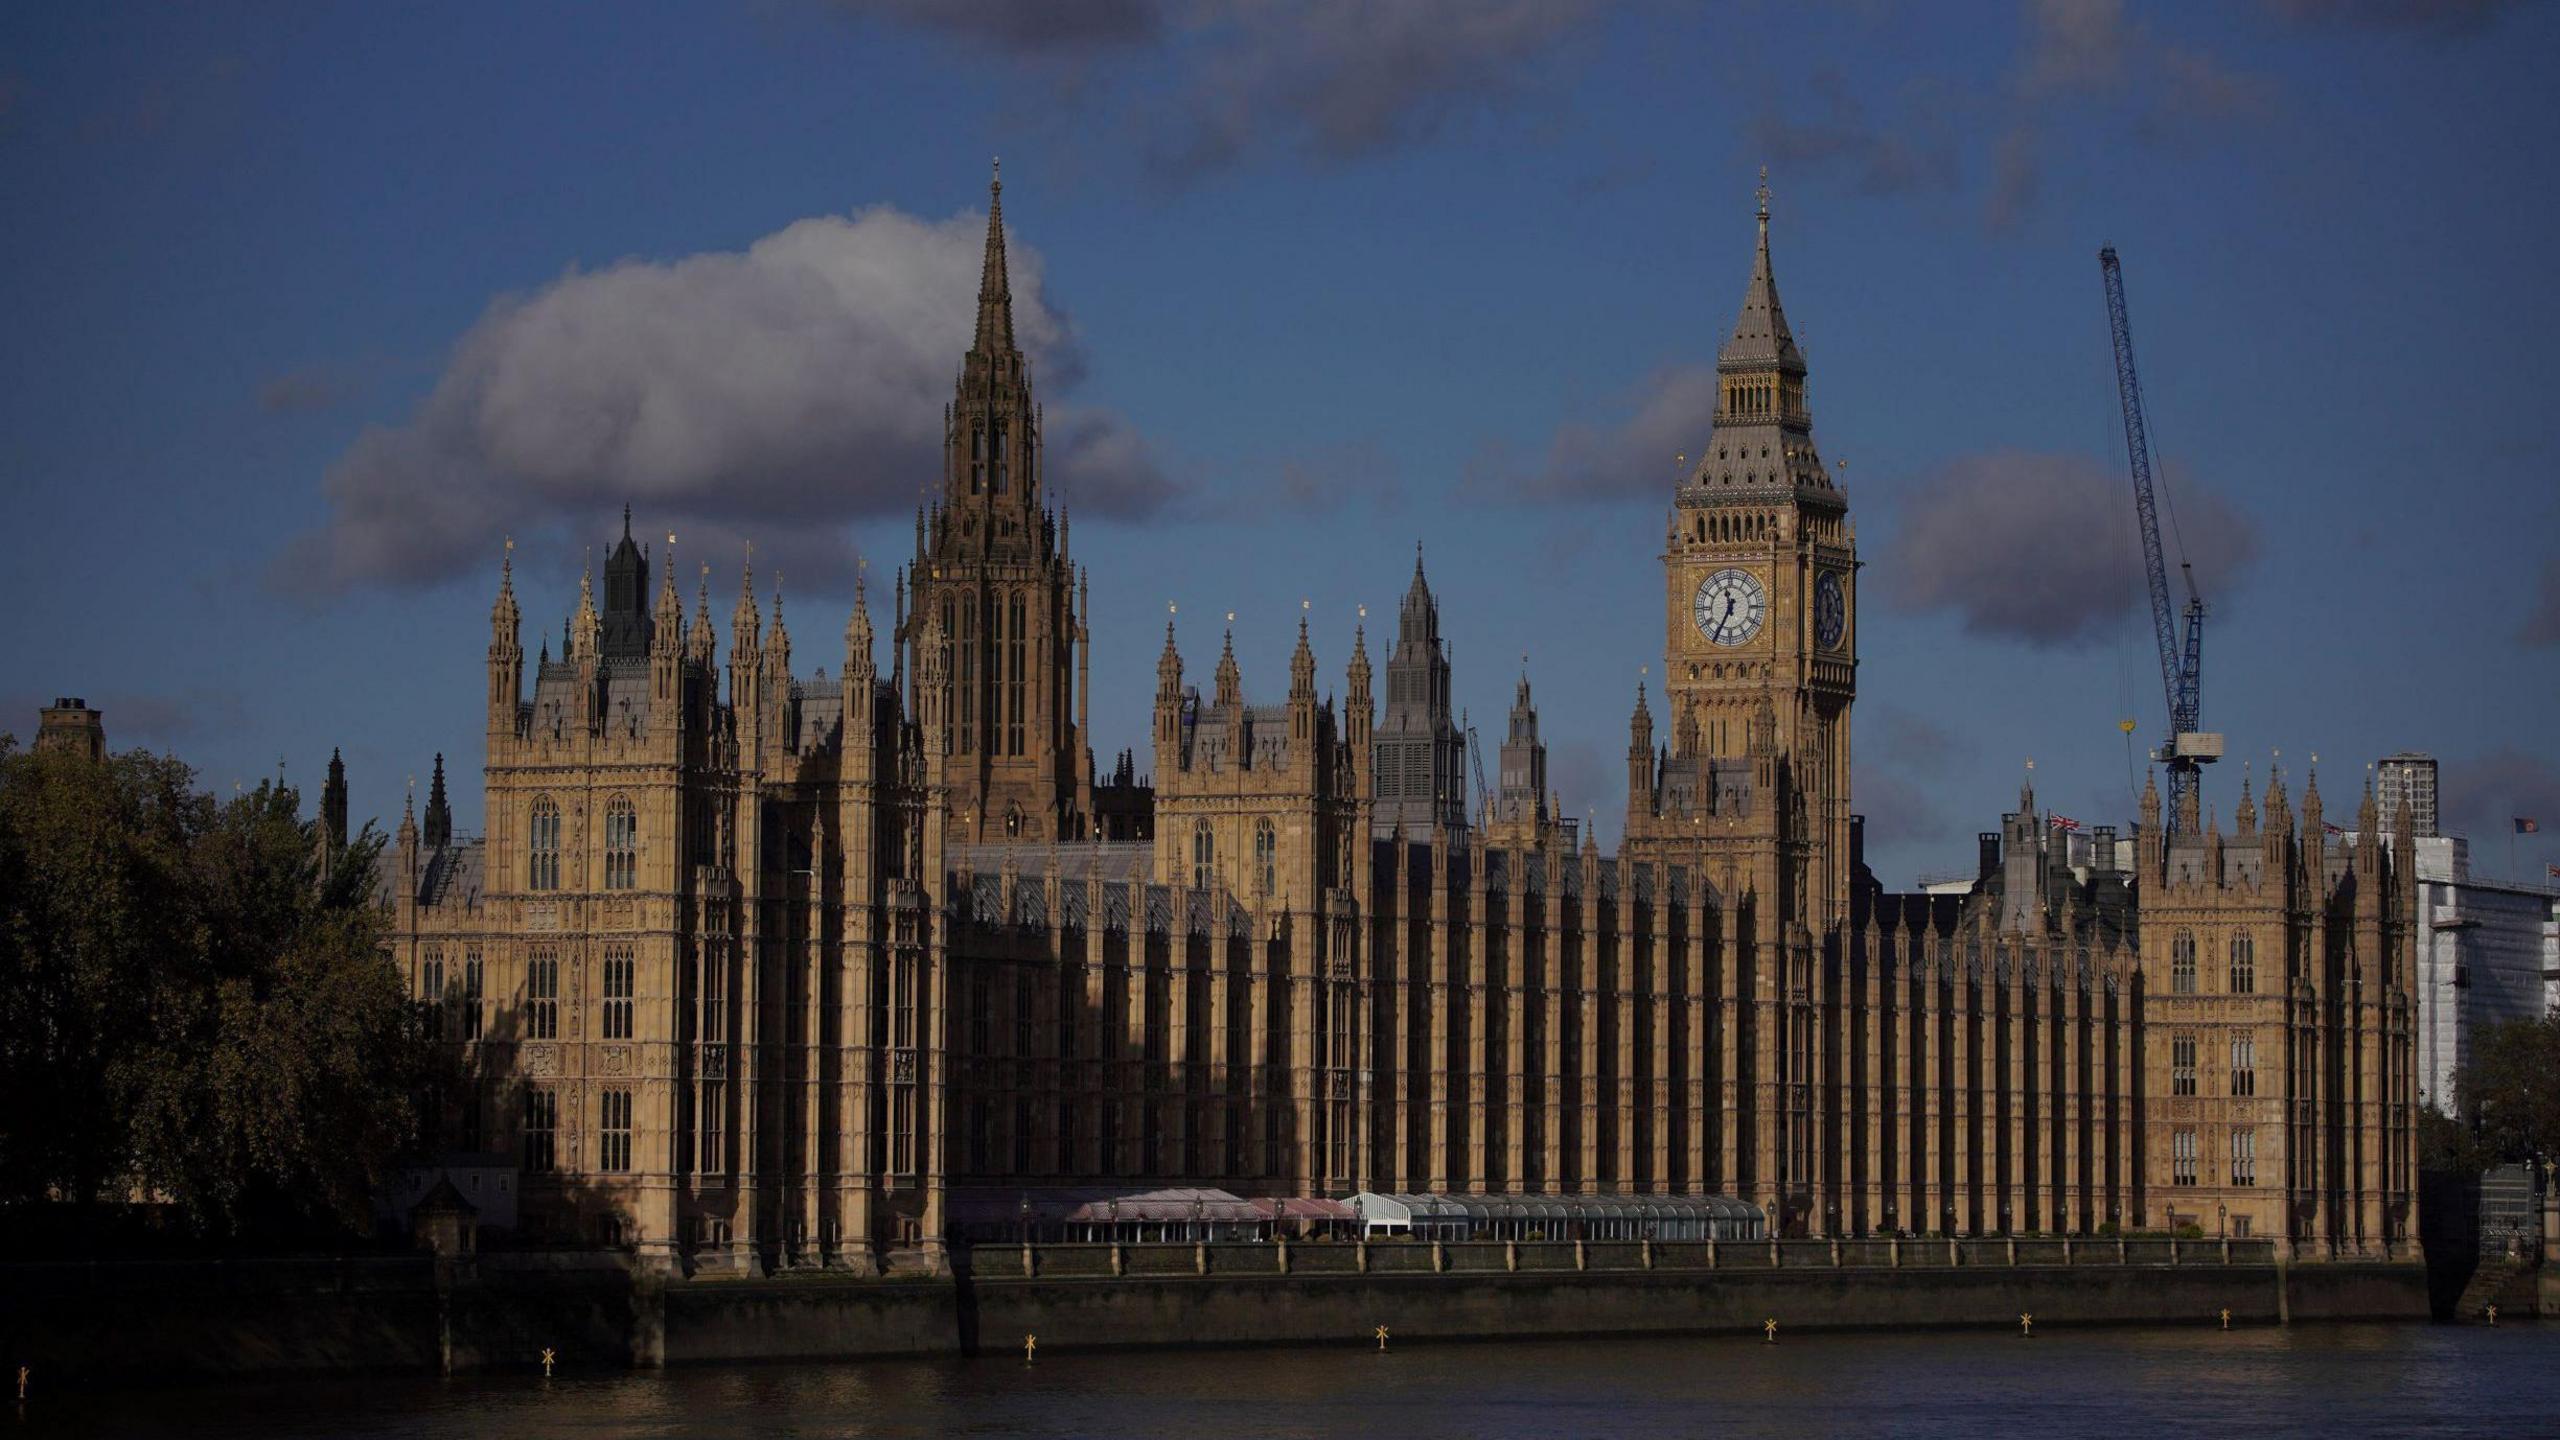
left=2048, top=812, right=2083, bottom=832
left=2520, top=818, right=2543, bottom=835
left=2323, top=821, right=2345, bottom=836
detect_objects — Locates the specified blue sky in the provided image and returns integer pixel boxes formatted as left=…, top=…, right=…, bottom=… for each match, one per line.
left=3, top=0, right=2555, bottom=887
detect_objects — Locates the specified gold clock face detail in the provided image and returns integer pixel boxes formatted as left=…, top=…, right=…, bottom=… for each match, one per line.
left=1693, top=568, right=1765, bottom=647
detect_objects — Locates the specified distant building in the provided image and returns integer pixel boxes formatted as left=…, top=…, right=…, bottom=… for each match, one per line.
left=33, top=697, right=104, bottom=760
left=2339, top=828, right=2558, bottom=1112
left=2377, top=753, right=2438, bottom=841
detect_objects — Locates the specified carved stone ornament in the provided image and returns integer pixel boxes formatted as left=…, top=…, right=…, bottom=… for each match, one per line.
left=525, top=1043, right=558, bottom=1076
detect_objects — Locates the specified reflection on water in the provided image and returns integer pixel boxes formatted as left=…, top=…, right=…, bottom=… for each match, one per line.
left=15, top=1323, right=2556, bottom=1439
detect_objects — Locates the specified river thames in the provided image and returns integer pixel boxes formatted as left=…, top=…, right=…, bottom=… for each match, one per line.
left=14, top=1322, right=2556, bottom=1438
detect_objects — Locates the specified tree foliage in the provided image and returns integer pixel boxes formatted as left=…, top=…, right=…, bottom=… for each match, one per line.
left=2447, top=1012, right=2560, bottom=1170
left=0, top=738, right=428, bottom=1239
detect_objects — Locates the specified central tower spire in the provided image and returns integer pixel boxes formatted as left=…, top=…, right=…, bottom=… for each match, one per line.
left=974, top=158, right=1016, bottom=362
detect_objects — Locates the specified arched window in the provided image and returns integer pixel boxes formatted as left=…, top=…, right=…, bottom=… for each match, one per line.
left=2171, top=929, right=2197, bottom=994
left=2228, top=933, right=2255, bottom=995
left=604, top=796, right=637, bottom=891
left=1192, top=821, right=1214, bottom=891
left=529, top=797, right=561, bottom=892
left=1255, top=819, right=1277, bottom=896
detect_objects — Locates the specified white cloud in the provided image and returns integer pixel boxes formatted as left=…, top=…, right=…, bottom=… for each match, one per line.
left=279, top=203, right=1172, bottom=594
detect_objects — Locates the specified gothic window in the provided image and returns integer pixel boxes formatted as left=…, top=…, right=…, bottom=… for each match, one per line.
left=701, top=943, right=726, bottom=1043
left=461, top=948, right=484, bottom=1041
left=523, top=1087, right=558, bottom=1173
left=699, top=1079, right=725, bottom=1174
left=599, top=1087, right=633, bottom=1173
left=1193, top=821, right=1215, bottom=890
left=893, top=1088, right=916, bottom=1178
left=604, top=797, right=637, bottom=890
left=602, top=944, right=634, bottom=1040
left=2230, top=1034, right=2257, bottom=1097
left=960, top=596, right=978, bottom=747
left=992, top=420, right=1010, bottom=494
left=420, top=947, right=445, bottom=1040
left=2171, top=929, right=2197, bottom=994
left=1255, top=819, right=1277, bottom=897
left=1007, top=593, right=1026, bottom=757
left=2172, top=1034, right=2197, bottom=1096
left=2228, top=934, right=2255, bottom=995
left=2172, top=1128, right=2198, bottom=1186
left=527, top=950, right=559, bottom=1040
left=971, top=427, right=986, bottom=494
left=2231, top=1128, right=2257, bottom=1187
left=529, top=797, right=562, bottom=891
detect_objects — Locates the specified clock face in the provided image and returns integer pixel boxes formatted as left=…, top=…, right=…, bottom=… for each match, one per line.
left=1693, top=568, right=1765, bottom=647
left=1815, top=571, right=1846, bottom=650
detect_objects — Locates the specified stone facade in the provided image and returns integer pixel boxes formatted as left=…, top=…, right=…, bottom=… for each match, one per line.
left=376, top=170, right=2416, bottom=1271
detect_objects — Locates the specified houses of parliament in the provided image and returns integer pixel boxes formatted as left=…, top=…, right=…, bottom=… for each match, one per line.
left=373, top=168, right=2419, bottom=1271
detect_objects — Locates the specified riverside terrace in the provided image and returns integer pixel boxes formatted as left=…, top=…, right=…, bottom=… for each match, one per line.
left=946, top=1187, right=1769, bottom=1244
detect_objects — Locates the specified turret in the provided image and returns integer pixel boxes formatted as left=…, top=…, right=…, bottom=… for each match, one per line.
left=1346, top=618, right=1373, bottom=754
left=488, top=540, right=523, bottom=734
left=423, top=753, right=452, bottom=850
left=2137, top=768, right=2163, bottom=880
left=651, top=533, right=684, bottom=729
left=1628, top=682, right=1655, bottom=823
left=1154, top=617, right=1185, bottom=771
left=688, top=564, right=716, bottom=668
left=2303, top=762, right=2327, bottom=877
left=729, top=548, right=762, bottom=713
left=321, top=747, right=349, bottom=849
left=766, top=574, right=794, bottom=707
left=571, top=557, right=602, bottom=730
left=1289, top=611, right=1316, bottom=747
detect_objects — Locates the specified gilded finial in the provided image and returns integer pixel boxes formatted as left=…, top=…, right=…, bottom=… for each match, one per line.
left=1756, top=164, right=1770, bottom=219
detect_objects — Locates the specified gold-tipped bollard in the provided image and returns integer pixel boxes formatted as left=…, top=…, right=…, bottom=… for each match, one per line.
left=2487, top=1305, right=2499, bottom=1327
left=2218, top=1308, right=2231, bottom=1331
left=1375, top=1324, right=1390, bottom=1352
left=2020, top=1313, right=2034, bottom=1338
left=1763, top=1318, right=1778, bottom=1344
left=541, top=1347, right=557, bottom=1378
left=1024, top=1333, right=1038, bottom=1359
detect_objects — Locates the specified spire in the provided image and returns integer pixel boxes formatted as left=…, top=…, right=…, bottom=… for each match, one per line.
left=321, top=746, right=349, bottom=847
left=491, top=537, right=520, bottom=643
left=1290, top=609, right=1316, bottom=700
left=689, top=562, right=716, bottom=663
left=1726, top=166, right=1802, bottom=371
left=1630, top=681, right=1654, bottom=750
left=571, top=557, right=600, bottom=662
left=731, top=544, right=760, bottom=647
left=423, top=753, right=452, bottom=849
left=846, top=569, right=876, bottom=681
left=1213, top=616, right=1241, bottom=708
left=653, top=531, right=682, bottom=648
left=1156, top=609, right=1183, bottom=699
left=973, top=157, right=1017, bottom=360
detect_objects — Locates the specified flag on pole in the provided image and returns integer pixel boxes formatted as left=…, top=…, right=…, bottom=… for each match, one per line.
left=2548, top=863, right=2559, bottom=881
left=2049, top=812, right=2083, bottom=832
left=2322, top=821, right=2345, bottom=836
left=2519, top=818, right=2542, bottom=834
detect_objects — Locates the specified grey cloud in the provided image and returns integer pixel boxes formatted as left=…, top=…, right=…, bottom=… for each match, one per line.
left=1876, top=450, right=2258, bottom=648
left=1747, top=70, right=1961, bottom=197
left=827, top=0, right=1165, bottom=53
left=2439, top=749, right=2560, bottom=850
left=1871, top=703, right=1971, bottom=777
left=0, top=688, right=245, bottom=750
left=2519, top=557, right=2560, bottom=649
left=1857, top=769, right=1955, bottom=849
left=831, top=0, right=1618, bottom=177
left=257, top=368, right=348, bottom=414
left=2265, top=0, right=2531, bottom=35
left=1479, top=364, right=1718, bottom=503
left=278, top=204, right=1173, bottom=596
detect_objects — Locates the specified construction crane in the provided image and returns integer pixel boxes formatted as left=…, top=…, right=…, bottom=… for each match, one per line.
left=2100, top=245, right=2221, bottom=830
left=1465, top=719, right=1493, bottom=824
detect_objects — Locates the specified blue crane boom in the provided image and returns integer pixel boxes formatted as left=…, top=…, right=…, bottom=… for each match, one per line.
left=2100, top=245, right=2215, bottom=828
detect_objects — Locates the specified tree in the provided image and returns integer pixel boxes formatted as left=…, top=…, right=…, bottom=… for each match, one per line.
left=0, top=739, right=430, bottom=1241
left=2451, top=1013, right=2560, bottom=1169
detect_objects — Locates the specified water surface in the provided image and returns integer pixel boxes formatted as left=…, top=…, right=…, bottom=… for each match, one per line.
left=16, top=1323, right=2553, bottom=1438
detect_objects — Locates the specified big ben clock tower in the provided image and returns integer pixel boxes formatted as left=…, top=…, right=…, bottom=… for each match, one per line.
left=1634, top=173, right=1857, bottom=932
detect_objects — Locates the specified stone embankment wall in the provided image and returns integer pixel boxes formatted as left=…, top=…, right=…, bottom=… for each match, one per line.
left=0, top=1241, right=2430, bottom=1383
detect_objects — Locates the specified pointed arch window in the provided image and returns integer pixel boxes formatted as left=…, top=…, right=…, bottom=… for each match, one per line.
left=2171, top=929, right=2198, bottom=994
left=1255, top=819, right=1277, bottom=896
left=529, top=797, right=562, bottom=892
left=959, top=594, right=979, bottom=748
left=1193, top=821, right=1215, bottom=891
left=604, top=796, right=638, bottom=890
left=1007, top=592, right=1027, bottom=757
left=992, top=419, right=1010, bottom=493
left=2228, top=933, right=2255, bottom=995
